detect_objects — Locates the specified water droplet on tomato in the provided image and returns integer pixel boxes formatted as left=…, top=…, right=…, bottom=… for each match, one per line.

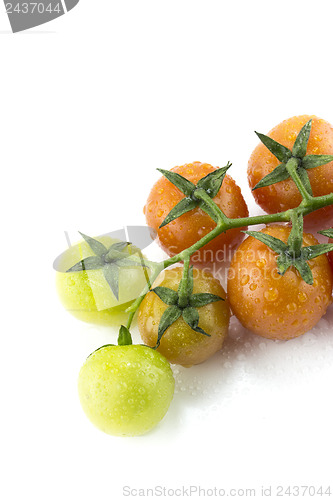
left=287, top=302, right=297, bottom=313
left=264, top=288, right=278, bottom=301
left=240, top=274, right=250, bottom=286
left=256, top=258, right=266, bottom=268
left=297, top=291, right=308, bottom=303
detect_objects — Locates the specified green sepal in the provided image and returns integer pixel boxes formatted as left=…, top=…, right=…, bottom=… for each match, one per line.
left=252, top=162, right=290, bottom=190
left=157, top=168, right=196, bottom=197
left=182, top=307, right=210, bottom=336
left=198, top=200, right=220, bottom=223
left=118, top=325, right=133, bottom=346
left=293, top=260, right=313, bottom=285
left=302, top=155, right=333, bottom=169
left=156, top=305, right=182, bottom=348
left=104, top=248, right=131, bottom=263
left=159, top=197, right=198, bottom=228
left=189, top=293, right=223, bottom=307
left=196, top=163, right=231, bottom=198
left=301, top=244, right=333, bottom=260
left=108, top=241, right=131, bottom=252
left=115, top=257, right=149, bottom=268
left=255, top=132, right=292, bottom=163
left=318, top=229, right=333, bottom=239
left=152, top=286, right=179, bottom=305
left=276, top=253, right=292, bottom=275
left=78, top=232, right=108, bottom=257
left=297, top=167, right=313, bottom=195
left=292, top=119, right=312, bottom=158
left=244, top=231, right=288, bottom=254
left=66, top=255, right=104, bottom=272
left=103, top=263, right=120, bottom=300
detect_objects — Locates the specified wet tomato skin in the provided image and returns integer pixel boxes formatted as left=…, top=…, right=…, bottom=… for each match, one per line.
left=227, top=225, right=333, bottom=341
left=144, top=162, right=249, bottom=267
left=138, top=266, right=230, bottom=367
left=248, top=115, right=333, bottom=226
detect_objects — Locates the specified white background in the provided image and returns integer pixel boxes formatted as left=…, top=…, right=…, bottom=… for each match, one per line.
left=1, top=1, right=333, bottom=499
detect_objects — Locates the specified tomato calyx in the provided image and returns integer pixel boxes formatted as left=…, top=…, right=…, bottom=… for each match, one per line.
left=244, top=228, right=333, bottom=285
left=253, top=119, right=333, bottom=192
left=319, top=229, right=333, bottom=239
left=151, top=265, right=223, bottom=348
left=65, top=232, right=149, bottom=300
left=157, top=163, right=231, bottom=227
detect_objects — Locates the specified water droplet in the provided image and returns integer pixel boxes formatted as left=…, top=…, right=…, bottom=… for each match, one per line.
left=264, top=287, right=279, bottom=302
left=240, top=274, right=250, bottom=286
left=158, top=188, right=164, bottom=194
left=287, top=302, right=297, bottom=313
left=256, top=258, right=266, bottom=269
left=298, top=291, right=308, bottom=303
left=157, top=210, right=163, bottom=218
left=291, top=319, right=299, bottom=327
left=250, top=283, right=257, bottom=291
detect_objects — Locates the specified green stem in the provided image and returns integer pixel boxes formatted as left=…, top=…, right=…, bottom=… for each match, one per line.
left=177, top=256, right=190, bottom=308
left=125, top=262, right=164, bottom=327
left=285, top=157, right=312, bottom=203
left=194, top=188, right=228, bottom=223
left=288, top=211, right=303, bottom=257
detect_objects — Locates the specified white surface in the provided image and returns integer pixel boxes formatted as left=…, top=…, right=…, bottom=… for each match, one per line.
left=1, top=1, right=333, bottom=499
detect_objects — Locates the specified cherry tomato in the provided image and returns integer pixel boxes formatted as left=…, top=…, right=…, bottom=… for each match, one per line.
left=248, top=115, right=333, bottom=226
left=138, top=266, right=230, bottom=366
left=55, top=236, right=149, bottom=326
left=227, top=225, right=333, bottom=340
left=144, top=162, right=249, bottom=267
left=78, top=344, right=175, bottom=436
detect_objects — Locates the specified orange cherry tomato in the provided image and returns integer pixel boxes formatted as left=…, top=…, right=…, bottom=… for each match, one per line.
left=144, top=162, right=249, bottom=268
left=248, top=115, right=333, bottom=226
left=227, top=224, right=333, bottom=340
left=138, top=266, right=230, bottom=367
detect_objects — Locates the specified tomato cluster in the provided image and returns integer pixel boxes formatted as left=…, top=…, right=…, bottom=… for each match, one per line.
left=55, top=114, right=333, bottom=437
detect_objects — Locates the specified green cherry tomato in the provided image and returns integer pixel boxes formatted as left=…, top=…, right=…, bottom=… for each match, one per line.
left=78, top=345, right=175, bottom=436
left=55, top=235, right=150, bottom=326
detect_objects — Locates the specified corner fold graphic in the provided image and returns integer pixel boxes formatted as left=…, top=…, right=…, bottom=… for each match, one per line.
left=4, top=0, right=80, bottom=33
left=64, top=0, right=79, bottom=12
